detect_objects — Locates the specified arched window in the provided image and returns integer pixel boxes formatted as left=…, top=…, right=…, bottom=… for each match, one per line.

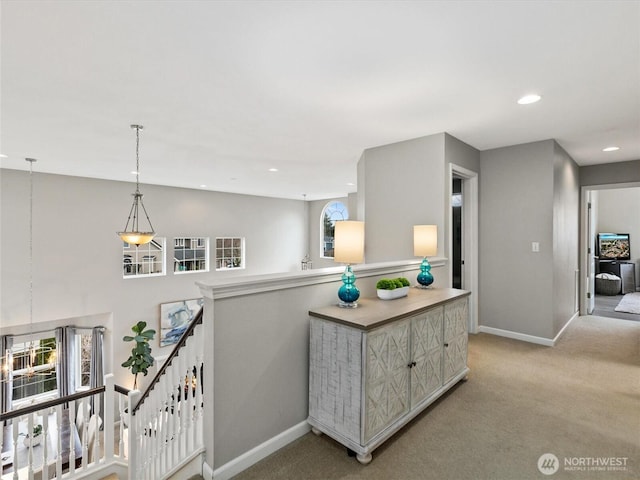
left=321, top=201, right=349, bottom=258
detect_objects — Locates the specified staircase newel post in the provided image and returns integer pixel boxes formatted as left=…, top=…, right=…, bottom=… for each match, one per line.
left=128, top=389, right=141, bottom=480
left=104, top=373, right=115, bottom=461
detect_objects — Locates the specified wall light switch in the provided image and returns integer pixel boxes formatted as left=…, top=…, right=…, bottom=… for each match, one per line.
left=532, top=242, right=540, bottom=252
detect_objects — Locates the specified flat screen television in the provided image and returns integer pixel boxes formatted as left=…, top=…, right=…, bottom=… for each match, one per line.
left=597, top=233, right=631, bottom=260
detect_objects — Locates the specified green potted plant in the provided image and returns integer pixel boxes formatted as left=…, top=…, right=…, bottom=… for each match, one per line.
left=122, top=321, right=156, bottom=390
left=376, top=277, right=410, bottom=300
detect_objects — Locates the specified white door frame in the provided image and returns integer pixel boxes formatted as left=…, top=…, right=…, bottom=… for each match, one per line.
left=449, top=164, right=479, bottom=333
left=579, top=182, right=640, bottom=315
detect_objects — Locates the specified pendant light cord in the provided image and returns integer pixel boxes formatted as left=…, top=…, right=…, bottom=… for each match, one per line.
left=134, top=125, right=141, bottom=194
left=26, top=158, right=36, bottom=353
left=30, top=161, right=33, bottom=331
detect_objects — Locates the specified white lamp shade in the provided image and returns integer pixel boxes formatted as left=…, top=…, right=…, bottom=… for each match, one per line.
left=414, top=225, right=437, bottom=257
left=334, top=221, right=365, bottom=264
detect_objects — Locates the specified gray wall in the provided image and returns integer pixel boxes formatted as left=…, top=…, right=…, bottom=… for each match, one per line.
left=552, top=143, right=580, bottom=333
left=479, top=141, right=556, bottom=338
left=0, top=169, right=308, bottom=390
left=358, top=133, right=447, bottom=266
left=580, top=159, right=640, bottom=186
left=444, top=133, right=480, bottom=173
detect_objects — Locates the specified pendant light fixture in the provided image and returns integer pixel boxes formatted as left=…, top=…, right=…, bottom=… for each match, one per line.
left=117, top=124, right=156, bottom=246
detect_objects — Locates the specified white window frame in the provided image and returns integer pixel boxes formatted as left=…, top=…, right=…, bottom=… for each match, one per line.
left=10, top=333, right=59, bottom=409
left=320, top=201, right=349, bottom=259
left=215, top=237, right=245, bottom=270
left=174, top=236, right=210, bottom=274
left=123, top=237, right=167, bottom=278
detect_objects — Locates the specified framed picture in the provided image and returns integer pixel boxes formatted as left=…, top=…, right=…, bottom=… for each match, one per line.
left=159, top=298, right=204, bottom=347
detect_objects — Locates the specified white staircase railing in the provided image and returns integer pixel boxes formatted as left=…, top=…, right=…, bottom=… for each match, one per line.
left=127, top=308, right=205, bottom=480
left=0, top=374, right=122, bottom=480
left=1, top=309, right=204, bottom=480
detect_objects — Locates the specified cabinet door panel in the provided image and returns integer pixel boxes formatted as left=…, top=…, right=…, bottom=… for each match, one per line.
left=444, top=333, right=467, bottom=382
left=364, top=320, right=410, bottom=443
left=411, top=308, right=443, bottom=405
left=444, top=298, right=468, bottom=383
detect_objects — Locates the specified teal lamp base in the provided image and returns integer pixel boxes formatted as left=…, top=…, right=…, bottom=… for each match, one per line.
left=416, top=257, right=434, bottom=288
left=338, top=265, right=360, bottom=308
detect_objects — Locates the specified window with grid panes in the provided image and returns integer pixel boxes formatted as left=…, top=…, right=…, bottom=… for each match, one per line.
left=215, top=237, right=244, bottom=270
left=123, top=237, right=166, bottom=278
left=320, top=201, right=349, bottom=258
left=11, top=334, right=58, bottom=407
left=174, top=237, right=209, bottom=273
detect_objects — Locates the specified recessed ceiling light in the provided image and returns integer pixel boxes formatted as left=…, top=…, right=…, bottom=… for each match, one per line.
left=346, top=182, right=355, bottom=186
left=602, top=146, right=620, bottom=152
left=130, top=170, right=139, bottom=175
left=200, top=184, right=207, bottom=188
left=0, top=154, right=7, bottom=158
left=517, top=94, right=541, bottom=105
left=268, top=168, right=278, bottom=172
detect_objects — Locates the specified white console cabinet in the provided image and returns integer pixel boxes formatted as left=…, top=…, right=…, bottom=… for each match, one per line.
left=308, top=288, right=470, bottom=464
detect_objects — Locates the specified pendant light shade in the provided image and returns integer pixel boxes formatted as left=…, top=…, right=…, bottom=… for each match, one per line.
left=117, top=125, right=155, bottom=246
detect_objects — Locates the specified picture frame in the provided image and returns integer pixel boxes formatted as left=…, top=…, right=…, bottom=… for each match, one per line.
left=159, top=298, right=204, bottom=347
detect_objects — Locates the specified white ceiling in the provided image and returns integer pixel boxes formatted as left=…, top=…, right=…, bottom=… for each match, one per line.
left=1, top=1, right=639, bottom=200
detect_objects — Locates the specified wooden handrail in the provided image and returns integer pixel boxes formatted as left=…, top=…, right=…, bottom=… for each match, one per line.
left=0, top=386, right=105, bottom=423
left=133, top=306, right=203, bottom=413
left=114, top=384, right=130, bottom=396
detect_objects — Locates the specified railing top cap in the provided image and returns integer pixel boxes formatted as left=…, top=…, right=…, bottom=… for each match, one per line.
left=196, top=258, right=446, bottom=299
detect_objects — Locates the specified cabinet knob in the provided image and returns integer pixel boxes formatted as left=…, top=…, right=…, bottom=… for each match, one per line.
left=444, top=343, right=449, bottom=347
left=407, top=361, right=417, bottom=368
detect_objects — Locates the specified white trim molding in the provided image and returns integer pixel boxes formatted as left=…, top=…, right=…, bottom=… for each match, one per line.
left=197, top=258, right=447, bottom=300
left=212, top=421, right=311, bottom=480
left=449, top=163, right=479, bottom=334
left=478, top=325, right=555, bottom=347
left=478, top=311, right=578, bottom=347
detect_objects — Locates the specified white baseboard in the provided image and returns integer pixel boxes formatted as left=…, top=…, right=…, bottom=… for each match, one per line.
left=203, top=461, right=214, bottom=480
left=478, top=325, right=554, bottom=346
left=478, top=310, right=579, bottom=347
left=211, top=420, right=311, bottom=480
left=552, top=311, right=578, bottom=344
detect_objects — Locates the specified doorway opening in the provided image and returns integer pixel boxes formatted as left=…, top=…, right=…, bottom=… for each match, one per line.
left=580, top=183, right=640, bottom=322
left=452, top=178, right=462, bottom=289
left=449, top=164, right=478, bottom=333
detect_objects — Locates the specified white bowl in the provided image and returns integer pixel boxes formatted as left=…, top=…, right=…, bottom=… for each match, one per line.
left=377, top=286, right=409, bottom=300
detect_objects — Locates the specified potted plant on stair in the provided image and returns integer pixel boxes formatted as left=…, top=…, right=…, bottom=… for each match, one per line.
left=376, top=277, right=411, bottom=300
left=122, top=321, right=156, bottom=390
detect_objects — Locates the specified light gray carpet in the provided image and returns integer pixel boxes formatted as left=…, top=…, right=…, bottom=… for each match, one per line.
left=615, top=292, right=640, bottom=314
left=232, top=315, right=639, bottom=480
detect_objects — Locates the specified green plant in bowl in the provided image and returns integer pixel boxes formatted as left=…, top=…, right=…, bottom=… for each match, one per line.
left=376, top=278, right=397, bottom=290
left=377, top=277, right=410, bottom=290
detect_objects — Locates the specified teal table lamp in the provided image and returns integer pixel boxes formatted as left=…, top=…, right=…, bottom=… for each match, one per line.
left=414, top=225, right=437, bottom=288
left=334, top=221, right=365, bottom=308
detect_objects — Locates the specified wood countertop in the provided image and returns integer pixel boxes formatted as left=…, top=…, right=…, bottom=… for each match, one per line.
left=308, top=287, right=470, bottom=331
